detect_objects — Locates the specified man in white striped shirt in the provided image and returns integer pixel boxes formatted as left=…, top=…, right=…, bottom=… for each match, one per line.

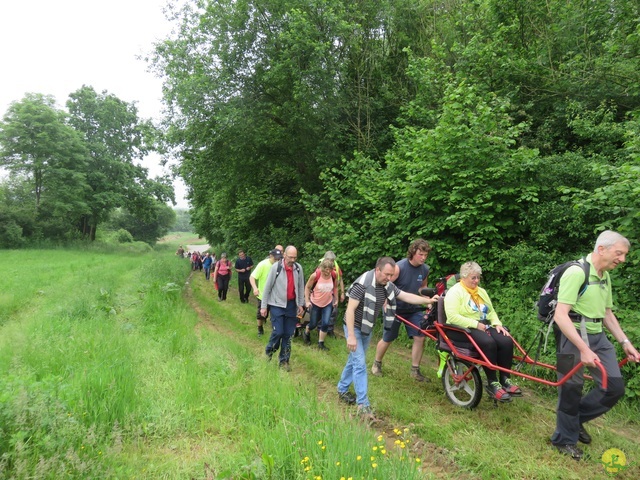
left=336, top=257, right=434, bottom=420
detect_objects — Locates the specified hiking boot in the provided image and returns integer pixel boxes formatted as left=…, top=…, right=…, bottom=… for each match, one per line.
left=554, top=444, right=583, bottom=461
left=357, top=404, right=376, bottom=423
left=318, top=342, right=329, bottom=351
left=578, top=425, right=592, bottom=444
left=338, top=391, right=356, bottom=405
left=303, top=330, right=311, bottom=346
left=279, top=361, right=291, bottom=372
left=258, top=326, right=264, bottom=337
left=486, top=382, right=512, bottom=402
left=371, top=360, right=383, bottom=377
left=501, top=378, right=523, bottom=397
left=410, top=366, right=430, bottom=383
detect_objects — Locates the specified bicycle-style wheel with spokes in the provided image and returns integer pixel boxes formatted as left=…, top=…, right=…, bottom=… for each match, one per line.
left=442, top=357, right=483, bottom=409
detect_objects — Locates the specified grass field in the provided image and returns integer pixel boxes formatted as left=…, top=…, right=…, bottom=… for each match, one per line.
left=0, top=235, right=638, bottom=479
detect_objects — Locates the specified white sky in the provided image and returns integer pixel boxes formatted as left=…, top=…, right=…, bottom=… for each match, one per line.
left=0, top=0, right=189, bottom=208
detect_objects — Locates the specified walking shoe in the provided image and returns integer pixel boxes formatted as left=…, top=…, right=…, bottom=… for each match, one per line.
left=279, top=361, right=291, bottom=372
left=338, top=391, right=356, bottom=405
left=554, top=444, right=583, bottom=460
left=357, top=404, right=376, bottom=423
left=258, top=326, right=264, bottom=337
left=410, top=366, right=430, bottom=383
left=486, top=382, right=512, bottom=402
left=371, top=360, right=383, bottom=376
left=317, top=342, right=329, bottom=351
left=578, top=425, right=592, bottom=444
left=501, top=378, right=523, bottom=397
left=303, top=330, right=311, bottom=345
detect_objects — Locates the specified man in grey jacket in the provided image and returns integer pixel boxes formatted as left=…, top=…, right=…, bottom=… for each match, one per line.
left=261, top=245, right=305, bottom=370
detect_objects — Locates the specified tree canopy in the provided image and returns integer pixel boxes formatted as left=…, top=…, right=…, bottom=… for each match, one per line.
left=0, top=88, right=176, bottom=245
left=151, top=0, right=639, bottom=269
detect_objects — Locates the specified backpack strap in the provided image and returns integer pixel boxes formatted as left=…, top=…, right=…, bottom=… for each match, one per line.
left=544, top=257, right=591, bottom=351
left=311, top=267, right=336, bottom=291
left=274, top=260, right=300, bottom=279
left=575, top=257, right=591, bottom=346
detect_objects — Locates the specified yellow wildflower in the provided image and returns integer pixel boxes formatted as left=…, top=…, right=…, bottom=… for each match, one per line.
left=321, top=446, right=326, bottom=451
left=336, top=461, right=341, bottom=466
left=416, top=458, right=422, bottom=463
left=377, top=435, right=383, bottom=442
left=381, top=449, right=387, bottom=455
left=372, top=446, right=378, bottom=451
left=372, top=463, right=378, bottom=468
left=317, top=440, right=323, bottom=445
left=400, top=442, right=406, bottom=449
left=356, top=455, right=362, bottom=461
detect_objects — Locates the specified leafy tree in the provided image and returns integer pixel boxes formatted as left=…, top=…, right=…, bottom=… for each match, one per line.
left=172, top=208, right=193, bottom=232
left=0, top=93, right=89, bottom=239
left=151, top=0, right=450, bottom=251
left=66, top=86, right=173, bottom=240
left=107, top=203, right=176, bottom=245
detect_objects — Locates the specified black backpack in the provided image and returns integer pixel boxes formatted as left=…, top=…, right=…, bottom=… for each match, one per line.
left=537, top=257, right=590, bottom=323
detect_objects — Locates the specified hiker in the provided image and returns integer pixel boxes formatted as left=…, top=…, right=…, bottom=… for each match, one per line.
left=303, top=258, right=338, bottom=350
left=320, top=251, right=345, bottom=337
left=176, top=245, right=184, bottom=257
left=444, top=261, right=522, bottom=403
left=235, top=249, right=254, bottom=303
left=213, top=253, right=233, bottom=301
left=372, top=238, right=437, bottom=382
left=202, top=253, right=213, bottom=280
left=550, top=230, right=639, bottom=461
left=260, top=246, right=305, bottom=370
left=337, top=257, right=435, bottom=420
left=250, top=248, right=283, bottom=336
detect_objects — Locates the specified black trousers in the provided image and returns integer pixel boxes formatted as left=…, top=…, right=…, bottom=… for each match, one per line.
left=238, top=277, right=251, bottom=302
left=447, top=326, right=514, bottom=383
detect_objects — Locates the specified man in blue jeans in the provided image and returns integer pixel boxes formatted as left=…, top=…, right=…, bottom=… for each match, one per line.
left=260, top=245, right=305, bottom=371
left=337, top=257, right=438, bottom=420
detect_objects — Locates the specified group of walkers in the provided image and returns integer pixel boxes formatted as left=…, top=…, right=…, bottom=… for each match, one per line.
left=187, top=230, right=640, bottom=462
left=179, top=246, right=255, bottom=302
left=249, top=245, right=345, bottom=370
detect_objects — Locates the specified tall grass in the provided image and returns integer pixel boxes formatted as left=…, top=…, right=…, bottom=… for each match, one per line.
left=0, top=247, right=427, bottom=479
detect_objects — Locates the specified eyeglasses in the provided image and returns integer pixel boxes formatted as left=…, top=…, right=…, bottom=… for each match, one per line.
left=469, top=275, right=482, bottom=281
left=286, top=255, right=297, bottom=260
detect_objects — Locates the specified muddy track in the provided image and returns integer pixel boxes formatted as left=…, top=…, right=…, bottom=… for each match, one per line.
left=183, top=271, right=472, bottom=479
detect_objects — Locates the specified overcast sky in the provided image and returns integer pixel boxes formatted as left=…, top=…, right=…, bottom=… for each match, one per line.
left=0, top=0, right=189, bottom=208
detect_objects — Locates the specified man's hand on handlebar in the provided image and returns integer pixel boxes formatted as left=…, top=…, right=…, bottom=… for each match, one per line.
left=580, top=349, right=600, bottom=368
